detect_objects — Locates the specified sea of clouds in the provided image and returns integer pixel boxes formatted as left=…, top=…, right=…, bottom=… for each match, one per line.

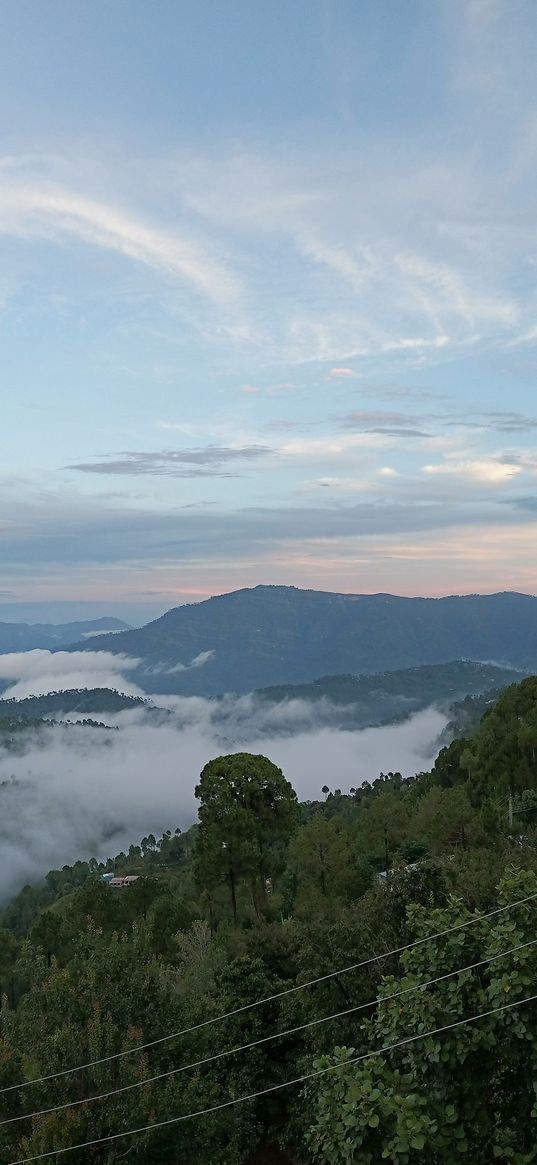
left=0, top=650, right=447, bottom=900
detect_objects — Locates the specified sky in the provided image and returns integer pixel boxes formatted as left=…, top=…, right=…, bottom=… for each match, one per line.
left=2, top=0, right=537, bottom=624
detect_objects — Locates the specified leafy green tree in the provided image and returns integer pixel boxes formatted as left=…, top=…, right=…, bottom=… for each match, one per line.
left=464, top=679, right=537, bottom=802
left=141, top=890, right=193, bottom=959
left=28, top=910, right=65, bottom=967
left=0, top=1036, right=23, bottom=1163
left=194, top=754, right=298, bottom=922
left=356, top=792, right=410, bottom=868
left=446, top=846, right=509, bottom=910
left=306, top=867, right=537, bottom=1165
left=480, top=796, right=503, bottom=838
left=410, top=786, right=476, bottom=854
left=0, top=927, right=19, bottom=1007
left=518, top=715, right=537, bottom=767
left=459, top=746, right=476, bottom=781
left=432, top=737, right=472, bottom=788
left=289, top=814, right=372, bottom=913
left=516, top=788, right=537, bottom=826
left=170, top=919, right=225, bottom=1000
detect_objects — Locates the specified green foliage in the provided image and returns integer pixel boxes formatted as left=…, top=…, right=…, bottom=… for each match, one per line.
left=287, top=814, right=373, bottom=914
left=466, top=678, right=537, bottom=800
left=4, top=677, right=537, bottom=1163
left=194, top=753, right=299, bottom=921
left=307, top=867, right=537, bottom=1165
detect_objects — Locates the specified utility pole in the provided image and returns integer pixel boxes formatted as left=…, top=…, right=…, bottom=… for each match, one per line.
left=508, top=792, right=514, bottom=830
left=384, top=822, right=389, bottom=871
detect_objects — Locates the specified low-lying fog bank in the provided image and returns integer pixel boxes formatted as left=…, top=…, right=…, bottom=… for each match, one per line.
left=0, top=649, right=448, bottom=900
left=0, top=706, right=447, bottom=901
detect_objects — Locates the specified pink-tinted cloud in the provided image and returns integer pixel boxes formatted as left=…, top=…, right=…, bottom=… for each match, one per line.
left=328, top=367, right=360, bottom=380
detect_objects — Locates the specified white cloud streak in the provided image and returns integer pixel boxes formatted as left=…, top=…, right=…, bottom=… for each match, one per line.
left=0, top=126, right=531, bottom=368
left=0, top=172, right=241, bottom=307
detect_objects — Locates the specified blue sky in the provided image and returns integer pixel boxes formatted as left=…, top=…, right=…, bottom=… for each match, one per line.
left=2, top=0, right=537, bottom=623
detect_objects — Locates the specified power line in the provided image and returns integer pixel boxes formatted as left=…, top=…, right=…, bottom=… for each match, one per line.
left=8, top=991, right=537, bottom=1165
left=2, top=935, right=535, bottom=1130
left=3, top=886, right=536, bottom=1097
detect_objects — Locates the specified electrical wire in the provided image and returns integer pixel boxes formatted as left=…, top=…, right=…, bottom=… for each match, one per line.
left=7, top=991, right=537, bottom=1165
left=3, top=934, right=536, bottom=1130
left=3, top=886, right=536, bottom=1097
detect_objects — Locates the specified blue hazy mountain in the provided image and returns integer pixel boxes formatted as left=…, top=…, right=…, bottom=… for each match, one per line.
left=0, top=617, right=131, bottom=654
left=71, top=586, right=537, bottom=695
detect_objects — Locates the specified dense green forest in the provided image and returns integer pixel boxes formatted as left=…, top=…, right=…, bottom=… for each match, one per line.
left=2, top=678, right=537, bottom=1163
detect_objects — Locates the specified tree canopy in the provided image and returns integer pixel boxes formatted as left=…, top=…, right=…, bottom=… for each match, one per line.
left=2, top=681, right=537, bottom=1162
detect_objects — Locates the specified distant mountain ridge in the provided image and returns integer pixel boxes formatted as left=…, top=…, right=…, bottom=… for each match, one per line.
left=0, top=617, right=131, bottom=654
left=70, top=585, right=537, bottom=696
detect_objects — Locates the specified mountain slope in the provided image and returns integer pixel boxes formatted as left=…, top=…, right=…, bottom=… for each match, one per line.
left=0, top=617, right=131, bottom=653
left=71, top=586, right=537, bottom=695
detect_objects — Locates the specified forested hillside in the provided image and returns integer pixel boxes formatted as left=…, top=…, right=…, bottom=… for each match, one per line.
left=253, top=661, right=521, bottom=730
left=0, top=661, right=518, bottom=741
left=0, top=689, right=148, bottom=720
left=2, top=678, right=537, bottom=1162
left=72, top=586, right=537, bottom=695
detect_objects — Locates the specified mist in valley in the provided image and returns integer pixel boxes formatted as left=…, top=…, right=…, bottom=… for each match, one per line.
left=0, top=650, right=448, bottom=900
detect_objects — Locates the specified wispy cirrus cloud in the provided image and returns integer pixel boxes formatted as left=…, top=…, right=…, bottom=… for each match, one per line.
left=507, top=325, right=537, bottom=348
left=172, top=142, right=526, bottom=362
left=0, top=138, right=531, bottom=371
left=0, top=167, right=242, bottom=309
